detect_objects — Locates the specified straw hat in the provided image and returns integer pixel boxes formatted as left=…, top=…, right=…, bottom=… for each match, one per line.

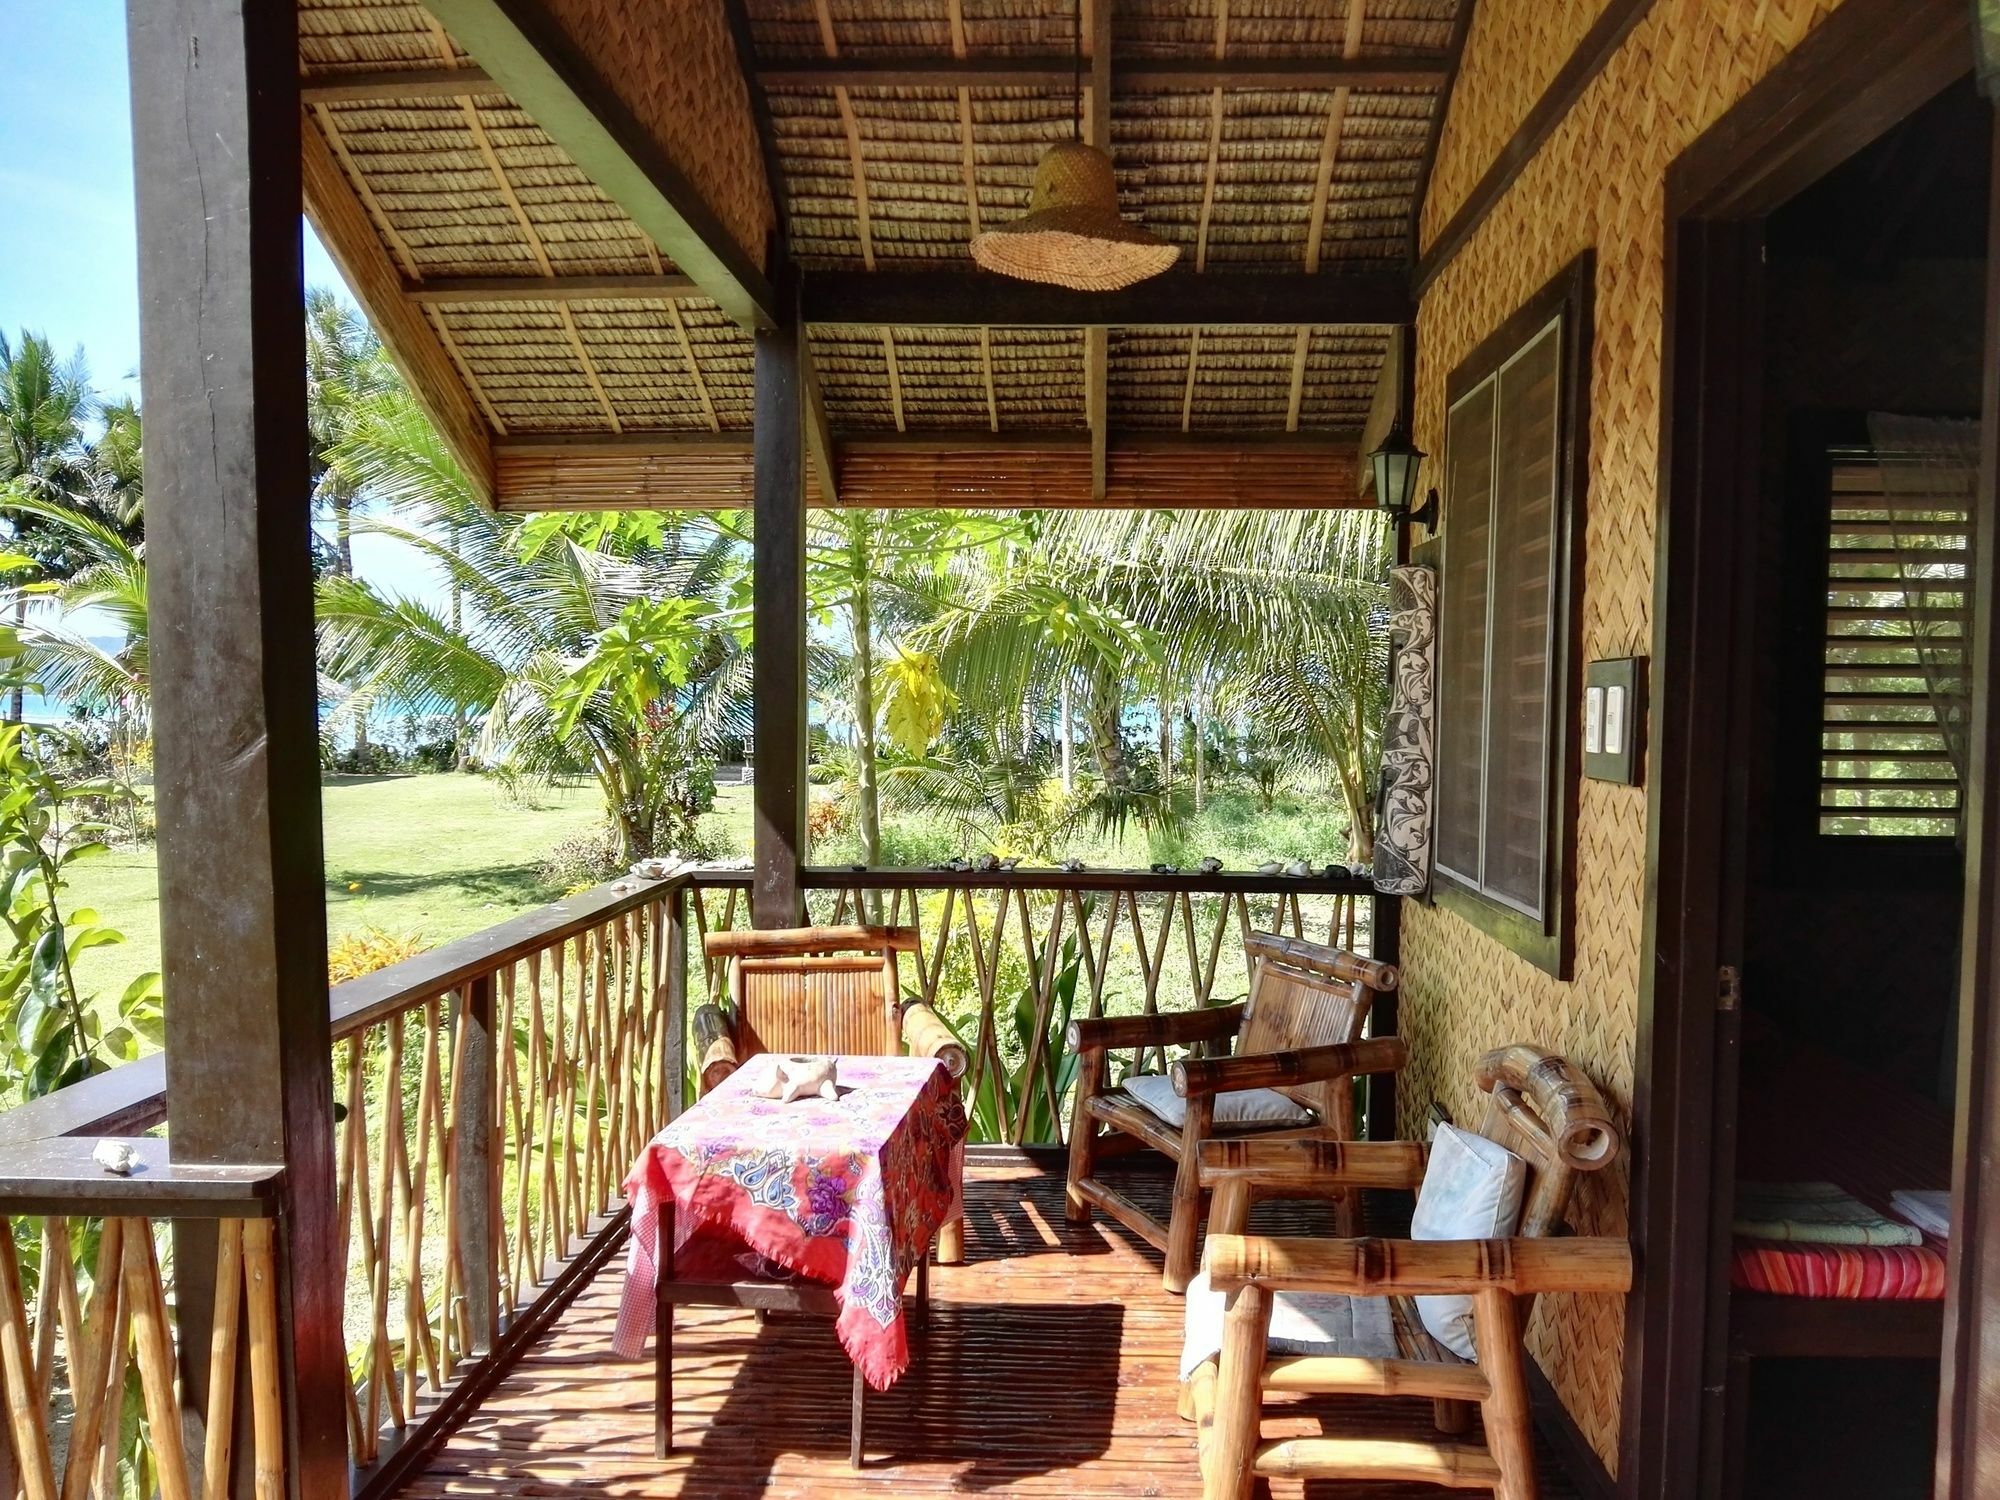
left=970, top=141, right=1179, bottom=291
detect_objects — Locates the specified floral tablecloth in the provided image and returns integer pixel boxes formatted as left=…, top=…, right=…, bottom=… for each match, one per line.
left=614, top=1053, right=966, bottom=1390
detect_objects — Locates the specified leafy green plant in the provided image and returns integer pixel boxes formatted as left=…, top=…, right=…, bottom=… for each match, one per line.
left=946, top=922, right=1088, bottom=1145
left=0, top=714, right=159, bottom=1102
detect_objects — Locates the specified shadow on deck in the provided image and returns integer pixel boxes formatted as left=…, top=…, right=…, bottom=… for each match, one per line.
left=401, top=1150, right=1586, bottom=1499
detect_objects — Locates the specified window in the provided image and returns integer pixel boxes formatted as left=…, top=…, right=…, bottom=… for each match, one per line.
left=1819, top=449, right=1970, bottom=838
left=1432, top=258, right=1590, bottom=976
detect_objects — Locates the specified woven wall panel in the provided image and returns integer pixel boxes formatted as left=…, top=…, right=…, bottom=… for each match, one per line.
left=534, top=0, right=774, bottom=278
left=1401, top=0, right=1848, bottom=1471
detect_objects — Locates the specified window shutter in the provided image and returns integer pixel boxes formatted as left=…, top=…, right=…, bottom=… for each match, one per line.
left=1480, top=323, right=1562, bottom=912
left=1820, top=453, right=1968, bottom=837
left=1436, top=382, right=1495, bottom=887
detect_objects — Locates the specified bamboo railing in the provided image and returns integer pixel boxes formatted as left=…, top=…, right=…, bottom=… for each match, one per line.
left=689, top=867, right=1373, bottom=1144
left=0, top=862, right=1378, bottom=1500
left=0, top=1146, right=286, bottom=1500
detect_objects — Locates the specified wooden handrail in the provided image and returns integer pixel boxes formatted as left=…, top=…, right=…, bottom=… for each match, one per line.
left=0, top=1138, right=282, bottom=1218
left=1204, top=1233, right=1635, bottom=1297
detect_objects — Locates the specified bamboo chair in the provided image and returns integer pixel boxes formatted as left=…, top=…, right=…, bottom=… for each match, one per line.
left=1064, top=931, right=1403, bottom=1292
left=692, top=924, right=969, bottom=1262
left=1185, top=1044, right=1629, bottom=1500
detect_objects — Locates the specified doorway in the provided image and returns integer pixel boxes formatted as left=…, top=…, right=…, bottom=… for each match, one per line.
left=1628, top=3, right=1990, bottom=1496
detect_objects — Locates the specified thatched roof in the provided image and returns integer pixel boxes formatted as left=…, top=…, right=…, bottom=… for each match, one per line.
left=298, top=0, right=1459, bottom=508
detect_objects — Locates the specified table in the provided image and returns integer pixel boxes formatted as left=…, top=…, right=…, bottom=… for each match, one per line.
left=616, top=1053, right=966, bottom=1467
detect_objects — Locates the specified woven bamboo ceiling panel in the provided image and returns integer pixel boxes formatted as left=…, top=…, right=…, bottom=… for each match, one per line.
left=297, top=0, right=1464, bottom=507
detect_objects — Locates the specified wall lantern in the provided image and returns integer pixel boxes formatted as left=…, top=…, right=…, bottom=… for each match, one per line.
left=1369, top=420, right=1438, bottom=529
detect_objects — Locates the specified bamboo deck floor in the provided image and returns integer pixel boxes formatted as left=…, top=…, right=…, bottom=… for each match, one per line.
left=402, top=1150, right=1585, bottom=1500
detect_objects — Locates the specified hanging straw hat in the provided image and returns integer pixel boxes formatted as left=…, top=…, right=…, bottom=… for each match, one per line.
left=970, top=141, right=1179, bottom=291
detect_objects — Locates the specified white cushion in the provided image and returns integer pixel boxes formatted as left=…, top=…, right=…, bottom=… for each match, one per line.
left=1180, top=1267, right=1397, bottom=1380
left=1410, top=1124, right=1526, bottom=1359
left=1123, top=1073, right=1315, bottom=1130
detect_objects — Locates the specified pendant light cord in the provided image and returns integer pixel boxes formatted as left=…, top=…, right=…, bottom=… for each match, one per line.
left=1072, top=0, right=1082, bottom=143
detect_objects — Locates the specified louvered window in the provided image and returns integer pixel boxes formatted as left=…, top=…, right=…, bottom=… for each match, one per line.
left=1436, top=312, right=1570, bottom=923
left=1820, top=451, right=1970, bottom=837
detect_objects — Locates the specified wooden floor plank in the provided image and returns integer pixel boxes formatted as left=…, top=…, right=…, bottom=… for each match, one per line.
left=400, top=1152, right=1583, bottom=1499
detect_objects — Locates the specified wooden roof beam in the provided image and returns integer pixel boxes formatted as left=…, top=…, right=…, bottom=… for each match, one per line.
left=424, top=0, right=776, bottom=328
left=756, top=55, right=1447, bottom=91
left=405, top=272, right=702, bottom=303
left=1083, top=0, right=1112, bottom=500
left=302, top=113, right=495, bottom=502
left=299, top=65, right=499, bottom=102
left=802, top=270, right=1413, bottom=328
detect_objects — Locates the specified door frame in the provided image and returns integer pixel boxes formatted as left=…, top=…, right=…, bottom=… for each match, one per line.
left=1628, top=2, right=1975, bottom=1495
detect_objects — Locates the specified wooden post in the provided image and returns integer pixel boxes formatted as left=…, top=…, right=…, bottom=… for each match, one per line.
left=753, top=279, right=808, bottom=928
left=1937, top=103, right=2000, bottom=1500
left=664, top=886, right=688, bottom=1121
left=454, top=974, right=498, bottom=1355
left=125, top=6, right=347, bottom=1500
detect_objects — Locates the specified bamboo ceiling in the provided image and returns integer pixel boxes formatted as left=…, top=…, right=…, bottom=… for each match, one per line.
left=297, top=0, right=1459, bottom=509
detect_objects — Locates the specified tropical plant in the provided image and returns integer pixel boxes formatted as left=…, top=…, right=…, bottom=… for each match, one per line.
left=315, top=387, right=751, bottom=861
left=306, top=287, right=394, bottom=578
left=0, top=708, right=160, bottom=1103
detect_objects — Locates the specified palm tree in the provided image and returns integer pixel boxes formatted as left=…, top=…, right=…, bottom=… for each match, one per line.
left=305, top=287, right=393, bottom=578
left=798, top=509, right=1018, bottom=864
left=922, top=507, right=1391, bottom=858
left=316, top=388, right=753, bottom=859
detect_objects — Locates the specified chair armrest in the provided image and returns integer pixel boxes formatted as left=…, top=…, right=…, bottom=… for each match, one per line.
left=1204, top=1233, right=1633, bottom=1298
left=1066, top=1002, right=1247, bottom=1054
left=691, top=1003, right=739, bottom=1094
left=1196, top=1137, right=1430, bottom=1192
left=1172, top=1035, right=1407, bottom=1098
left=901, top=1000, right=969, bottom=1078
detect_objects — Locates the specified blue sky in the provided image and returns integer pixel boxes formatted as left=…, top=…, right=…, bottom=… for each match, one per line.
left=0, top=0, right=441, bottom=609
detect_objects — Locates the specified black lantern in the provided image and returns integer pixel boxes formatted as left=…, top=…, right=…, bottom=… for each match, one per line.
left=1369, top=420, right=1437, bottom=529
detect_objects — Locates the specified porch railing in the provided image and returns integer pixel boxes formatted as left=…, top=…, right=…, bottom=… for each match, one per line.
left=0, top=862, right=1379, bottom=1499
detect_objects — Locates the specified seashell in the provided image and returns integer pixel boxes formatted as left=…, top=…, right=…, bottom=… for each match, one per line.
left=1196, top=856, right=1223, bottom=874
left=1283, top=859, right=1312, bottom=877
left=758, top=1055, right=839, bottom=1103
left=94, top=1140, right=138, bottom=1176
left=1255, top=860, right=1283, bottom=875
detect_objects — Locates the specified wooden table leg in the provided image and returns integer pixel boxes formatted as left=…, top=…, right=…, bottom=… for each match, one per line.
left=655, top=1201, right=674, bottom=1459
left=850, top=1363, right=866, bottom=1470
left=913, top=1244, right=930, bottom=1333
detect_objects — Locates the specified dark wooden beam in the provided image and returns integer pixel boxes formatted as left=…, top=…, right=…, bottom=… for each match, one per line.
left=299, top=65, right=499, bottom=102
left=756, top=53, right=1447, bottom=91
left=751, top=285, right=807, bottom=926
left=802, top=352, right=841, bottom=506
left=126, top=7, right=348, bottom=1500
left=405, top=272, right=702, bottom=304
left=720, top=0, right=790, bottom=247
left=424, top=0, right=776, bottom=328
left=1938, top=96, right=2000, bottom=1500
left=1412, top=0, right=1655, bottom=294
left=802, top=270, right=1413, bottom=328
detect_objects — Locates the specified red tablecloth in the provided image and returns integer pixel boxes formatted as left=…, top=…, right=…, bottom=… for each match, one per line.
left=614, top=1053, right=965, bottom=1390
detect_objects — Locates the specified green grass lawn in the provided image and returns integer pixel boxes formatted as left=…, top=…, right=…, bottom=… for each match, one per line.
left=63, top=768, right=1348, bottom=1009
left=66, top=773, right=757, bottom=1005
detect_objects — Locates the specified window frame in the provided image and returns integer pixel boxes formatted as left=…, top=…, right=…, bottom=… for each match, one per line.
left=1779, top=409, right=1970, bottom=883
left=1430, top=254, right=1593, bottom=979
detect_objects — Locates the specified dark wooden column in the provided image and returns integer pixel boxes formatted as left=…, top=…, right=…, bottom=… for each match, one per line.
left=1937, top=103, right=2000, bottom=1500
left=752, top=280, right=807, bottom=927
left=126, top=6, right=348, bottom=1500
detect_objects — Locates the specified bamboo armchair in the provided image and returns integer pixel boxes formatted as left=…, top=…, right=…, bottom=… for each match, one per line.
left=1185, top=1044, right=1629, bottom=1500
left=692, top=924, right=969, bottom=1262
left=1063, top=932, right=1402, bottom=1292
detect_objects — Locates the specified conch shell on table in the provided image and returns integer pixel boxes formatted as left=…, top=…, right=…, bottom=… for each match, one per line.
left=758, top=1055, right=838, bottom=1103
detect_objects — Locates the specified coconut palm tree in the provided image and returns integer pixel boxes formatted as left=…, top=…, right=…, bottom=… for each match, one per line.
left=305, top=288, right=393, bottom=578
left=921, top=507, right=1391, bottom=859
left=315, top=388, right=753, bottom=859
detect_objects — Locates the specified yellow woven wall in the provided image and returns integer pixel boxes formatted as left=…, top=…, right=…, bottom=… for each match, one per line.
left=1403, top=0, right=1849, bottom=1471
